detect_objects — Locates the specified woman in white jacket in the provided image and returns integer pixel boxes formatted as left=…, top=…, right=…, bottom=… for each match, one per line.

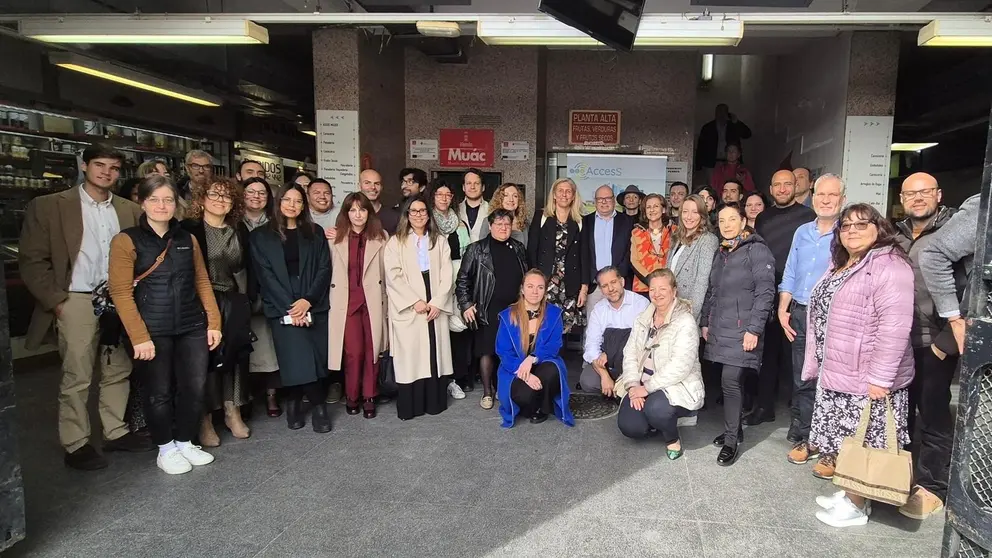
left=615, top=269, right=705, bottom=460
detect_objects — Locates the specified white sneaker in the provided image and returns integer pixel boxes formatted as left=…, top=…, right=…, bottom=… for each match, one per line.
left=815, top=495, right=869, bottom=527
left=177, top=444, right=215, bottom=466
left=157, top=448, right=192, bottom=475
left=816, top=491, right=873, bottom=515
left=447, top=381, right=466, bottom=400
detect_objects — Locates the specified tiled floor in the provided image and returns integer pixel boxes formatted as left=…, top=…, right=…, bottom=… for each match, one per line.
left=6, top=359, right=944, bottom=557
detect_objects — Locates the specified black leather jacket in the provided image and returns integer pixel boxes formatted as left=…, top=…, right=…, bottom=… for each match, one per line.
left=455, top=236, right=527, bottom=325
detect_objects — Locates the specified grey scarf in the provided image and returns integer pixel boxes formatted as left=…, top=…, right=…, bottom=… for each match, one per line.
left=433, top=209, right=460, bottom=236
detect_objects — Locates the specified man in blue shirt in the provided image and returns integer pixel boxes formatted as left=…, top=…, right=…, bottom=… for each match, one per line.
left=777, top=173, right=845, bottom=466
left=580, top=185, right=633, bottom=318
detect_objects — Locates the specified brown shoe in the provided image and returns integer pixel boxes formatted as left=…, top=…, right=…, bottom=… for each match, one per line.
left=899, top=486, right=945, bottom=520
left=812, top=455, right=836, bottom=480
left=223, top=402, right=251, bottom=439
left=787, top=442, right=820, bottom=465
left=199, top=415, right=221, bottom=447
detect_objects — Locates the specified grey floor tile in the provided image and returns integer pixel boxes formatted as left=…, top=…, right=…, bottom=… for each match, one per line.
left=252, top=497, right=392, bottom=556
left=71, top=532, right=262, bottom=558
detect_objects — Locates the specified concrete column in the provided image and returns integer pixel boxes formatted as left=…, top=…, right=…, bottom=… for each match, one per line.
left=846, top=32, right=900, bottom=118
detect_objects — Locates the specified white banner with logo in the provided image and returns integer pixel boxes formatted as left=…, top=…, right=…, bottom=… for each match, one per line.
left=564, top=153, right=668, bottom=215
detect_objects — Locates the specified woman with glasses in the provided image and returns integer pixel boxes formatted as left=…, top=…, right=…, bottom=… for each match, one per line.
left=108, top=175, right=222, bottom=474
left=630, top=193, right=673, bottom=296
left=241, top=178, right=282, bottom=418
left=481, top=183, right=529, bottom=246
left=804, top=204, right=914, bottom=528
left=456, top=209, right=528, bottom=410
left=383, top=195, right=455, bottom=420
left=250, top=184, right=333, bottom=433
left=528, top=178, right=586, bottom=334
left=182, top=177, right=254, bottom=446
left=427, top=180, right=473, bottom=397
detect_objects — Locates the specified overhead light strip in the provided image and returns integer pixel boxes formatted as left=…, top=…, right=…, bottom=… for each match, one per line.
left=49, top=52, right=222, bottom=107
left=477, top=15, right=743, bottom=47
left=891, top=142, right=939, bottom=152
left=918, top=18, right=992, bottom=47
left=21, top=17, right=269, bottom=44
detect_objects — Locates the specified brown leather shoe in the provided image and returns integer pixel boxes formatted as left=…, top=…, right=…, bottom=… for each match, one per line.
left=899, top=486, right=945, bottom=520
left=787, top=442, right=820, bottom=465
left=812, top=455, right=836, bottom=480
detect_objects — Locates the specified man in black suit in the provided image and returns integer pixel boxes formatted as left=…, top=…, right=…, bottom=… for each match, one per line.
left=695, top=103, right=752, bottom=179
left=581, top=185, right=634, bottom=319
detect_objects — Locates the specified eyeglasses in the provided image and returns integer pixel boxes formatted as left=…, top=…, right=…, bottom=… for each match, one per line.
left=435, top=192, right=453, bottom=200
left=280, top=197, right=304, bottom=207
left=594, top=196, right=614, bottom=202
left=402, top=178, right=419, bottom=185
left=839, top=221, right=872, bottom=232
left=206, top=191, right=233, bottom=203
left=491, top=221, right=512, bottom=229
left=245, top=189, right=267, bottom=198
left=408, top=208, right=428, bottom=216
left=187, top=163, right=210, bottom=172
left=901, top=188, right=937, bottom=200
left=145, top=197, right=176, bottom=206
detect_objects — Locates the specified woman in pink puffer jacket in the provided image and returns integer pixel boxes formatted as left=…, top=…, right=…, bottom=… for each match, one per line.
left=801, top=204, right=915, bottom=529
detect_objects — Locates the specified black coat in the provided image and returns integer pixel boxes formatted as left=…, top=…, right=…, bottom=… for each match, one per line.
left=180, top=218, right=255, bottom=301
left=580, top=212, right=633, bottom=288
left=700, top=233, right=775, bottom=370
left=527, top=213, right=583, bottom=298
left=455, top=236, right=527, bottom=325
left=249, top=224, right=331, bottom=319
left=694, top=119, right=752, bottom=170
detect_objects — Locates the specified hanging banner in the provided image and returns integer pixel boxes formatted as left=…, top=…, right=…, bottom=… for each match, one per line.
left=569, top=110, right=621, bottom=145
left=564, top=153, right=667, bottom=215
left=439, top=129, right=495, bottom=168
left=316, top=109, right=360, bottom=221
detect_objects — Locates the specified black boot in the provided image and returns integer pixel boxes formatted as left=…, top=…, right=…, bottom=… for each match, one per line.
left=312, top=402, right=332, bottom=433
left=744, top=407, right=775, bottom=426
left=285, top=397, right=305, bottom=430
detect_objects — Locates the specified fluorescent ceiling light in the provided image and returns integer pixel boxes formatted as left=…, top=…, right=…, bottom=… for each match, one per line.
left=21, top=17, right=268, bottom=44
left=302, top=130, right=317, bottom=137
left=477, top=15, right=743, bottom=47
left=49, top=52, right=222, bottom=107
left=891, top=142, right=939, bottom=152
left=918, top=18, right=992, bottom=47
left=416, top=21, right=461, bottom=38
left=701, top=53, right=714, bottom=81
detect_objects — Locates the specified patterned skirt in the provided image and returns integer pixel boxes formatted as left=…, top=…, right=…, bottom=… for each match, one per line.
left=809, top=383, right=910, bottom=456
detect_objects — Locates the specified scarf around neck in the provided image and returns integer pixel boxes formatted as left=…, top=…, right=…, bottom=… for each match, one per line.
left=433, top=209, right=460, bottom=236
left=720, top=229, right=751, bottom=252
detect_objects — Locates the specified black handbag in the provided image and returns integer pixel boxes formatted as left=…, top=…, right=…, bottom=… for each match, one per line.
left=377, top=351, right=398, bottom=397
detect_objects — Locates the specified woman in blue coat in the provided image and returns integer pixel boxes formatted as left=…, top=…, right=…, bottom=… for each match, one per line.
left=495, top=269, right=575, bottom=428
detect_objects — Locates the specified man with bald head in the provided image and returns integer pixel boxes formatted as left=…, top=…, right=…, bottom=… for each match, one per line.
left=580, top=185, right=633, bottom=320
left=360, top=168, right=399, bottom=234
left=895, top=172, right=961, bottom=520
left=793, top=167, right=813, bottom=207
left=746, top=169, right=815, bottom=426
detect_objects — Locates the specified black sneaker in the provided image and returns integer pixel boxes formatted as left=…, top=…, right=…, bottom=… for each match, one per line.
left=103, top=432, right=156, bottom=453
left=64, top=444, right=108, bottom=470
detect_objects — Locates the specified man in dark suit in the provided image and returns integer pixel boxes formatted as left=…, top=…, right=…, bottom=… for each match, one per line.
left=695, top=103, right=752, bottom=178
left=581, top=185, right=633, bottom=319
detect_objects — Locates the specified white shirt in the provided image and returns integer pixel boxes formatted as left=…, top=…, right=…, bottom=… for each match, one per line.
left=69, top=186, right=120, bottom=292
left=583, top=289, right=650, bottom=364
left=414, top=233, right=431, bottom=272
left=669, top=244, right=685, bottom=273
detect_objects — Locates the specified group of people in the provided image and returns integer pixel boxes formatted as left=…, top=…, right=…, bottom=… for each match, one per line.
left=18, top=143, right=975, bottom=532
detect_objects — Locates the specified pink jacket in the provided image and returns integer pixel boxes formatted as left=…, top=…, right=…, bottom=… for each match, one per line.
left=801, top=247, right=915, bottom=394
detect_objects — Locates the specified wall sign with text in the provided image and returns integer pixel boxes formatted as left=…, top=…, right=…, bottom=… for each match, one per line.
left=439, top=128, right=495, bottom=168
left=569, top=110, right=621, bottom=146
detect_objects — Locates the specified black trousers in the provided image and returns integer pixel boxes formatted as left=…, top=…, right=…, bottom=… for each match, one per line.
left=756, top=299, right=791, bottom=411
left=510, top=362, right=560, bottom=417
left=617, top=390, right=688, bottom=444
left=789, top=303, right=817, bottom=441
left=908, top=346, right=958, bottom=501
left=722, top=365, right=747, bottom=446
left=140, top=329, right=209, bottom=446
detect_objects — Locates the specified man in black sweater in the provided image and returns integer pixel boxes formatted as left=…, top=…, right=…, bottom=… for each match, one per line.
left=746, top=169, right=815, bottom=425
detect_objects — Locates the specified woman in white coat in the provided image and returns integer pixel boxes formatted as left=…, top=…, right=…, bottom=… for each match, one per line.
left=383, top=194, right=455, bottom=420
left=615, top=269, right=705, bottom=461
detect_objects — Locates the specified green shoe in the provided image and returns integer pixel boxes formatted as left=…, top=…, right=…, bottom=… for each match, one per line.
left=667, top=447, right=683, bottom=460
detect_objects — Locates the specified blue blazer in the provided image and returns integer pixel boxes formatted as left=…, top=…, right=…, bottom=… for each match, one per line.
left=495, top=304, right=575, bottom=428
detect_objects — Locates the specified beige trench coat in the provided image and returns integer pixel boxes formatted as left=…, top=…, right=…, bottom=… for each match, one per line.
left=328, top=235, right=388, bottom=370
left=383, top=233, right=454, bottom=384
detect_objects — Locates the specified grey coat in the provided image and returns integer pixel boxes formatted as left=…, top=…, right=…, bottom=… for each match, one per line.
left=700, top=233, right=776, bottom=370
left=920, top=194, right=978, bottom=320
left=670, top=231, right=719, bottom=323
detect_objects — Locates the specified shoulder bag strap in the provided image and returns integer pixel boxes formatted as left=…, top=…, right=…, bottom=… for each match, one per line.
left=132, top=239, right=173, bottom=287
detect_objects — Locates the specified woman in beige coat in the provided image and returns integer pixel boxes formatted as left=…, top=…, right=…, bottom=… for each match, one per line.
left=328, top=192, right=389, bottom=418
left=383, top=194, right=455, bottom=420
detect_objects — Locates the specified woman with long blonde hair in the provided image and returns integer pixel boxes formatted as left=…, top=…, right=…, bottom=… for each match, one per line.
left=527, top=178, right=586, bottom=333
left=494, top=269, right=574, bottom=428
left=484, top=183, right=529, bottom=246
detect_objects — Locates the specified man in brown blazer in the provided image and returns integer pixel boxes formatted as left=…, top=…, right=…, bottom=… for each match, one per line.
left=19, top=145, right=154, bottom=470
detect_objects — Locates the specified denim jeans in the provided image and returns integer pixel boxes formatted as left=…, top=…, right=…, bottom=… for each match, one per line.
left=140, top=329, right=209, bottom=446
left=790, top=303, right=817, bottom=441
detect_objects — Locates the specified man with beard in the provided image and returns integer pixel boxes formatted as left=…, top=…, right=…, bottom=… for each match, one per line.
left=236, top=160, right=266, bottom=183
left=668, top=182, right=688, bottom=226
left=398, top=168, right=427, bottom=201
left=778, top=174, right=845, bottom=470
left=580, top=266, right=649, bottom=397
left=794, top=167, right=813, bottom=208
left=360, top=169, right=399, bottom=235
left=459, top=168, right=490, bottom=243
left=895, top=172, right=963, bottom=521
left=721, top=180, right=743, bottom=204
left=747, top=169, right=815, bottom=426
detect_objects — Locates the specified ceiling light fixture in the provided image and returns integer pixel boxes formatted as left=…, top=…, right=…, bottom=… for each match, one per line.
left=918, top=18, right=992, bottom=47
left=891, top=142, right=939, bottom=152
left=416, top=21, right=462, bottom=38
left=49, top=52, right=222, bottom=107
left=477, top=15, right=743, bottom=47
left=21, top=17, right=269, bottom=45
left=301, top=130, right=317, bottom=137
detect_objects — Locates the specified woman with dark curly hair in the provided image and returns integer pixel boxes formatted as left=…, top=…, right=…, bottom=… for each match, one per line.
left=181, top=177, right=255, bottom=445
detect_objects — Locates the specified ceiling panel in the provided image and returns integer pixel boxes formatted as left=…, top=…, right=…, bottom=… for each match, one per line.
left=434, top=0, right=934, bottom=13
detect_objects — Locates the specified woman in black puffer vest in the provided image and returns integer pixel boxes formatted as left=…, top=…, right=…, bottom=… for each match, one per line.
left=109, top=175, right=222, bottom=476
left=700, top=202, right=775, bottom=467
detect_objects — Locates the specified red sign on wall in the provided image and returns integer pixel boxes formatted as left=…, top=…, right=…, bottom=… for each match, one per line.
left=569, top=110, right=622, bottom=145
left=439, top=129, right=495, bottom=168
